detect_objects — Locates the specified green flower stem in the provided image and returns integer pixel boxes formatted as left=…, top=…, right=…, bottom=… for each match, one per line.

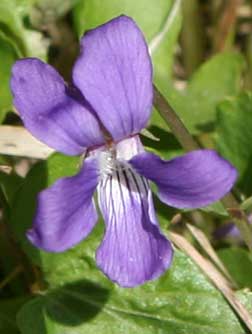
left=153, top=84, right=252, bottom=252
left=0, top=265, right=23, bottom=290
left=180, top=0, right=205, bottom=76
left=241, top=196, right=252, bottom=211
left=244, top=34, right=252, bottom=90
left=222, top=194, right=252, bottom=252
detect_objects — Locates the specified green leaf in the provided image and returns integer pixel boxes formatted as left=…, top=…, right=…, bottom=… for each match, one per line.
left=0, top=0, right=47, bottom=122
left=200, top=201, right=228, bottom=217
left=236, top=289, right=252, bottom=314
left=218, top=247, right=252, bottom=289
left=0, top=171, right=23, bottom=206
left=0, top=0, right=30, bottom=47
left=216, top=92, right=252, bottom=194
left=140, top=127, right=182, bottom=160
left=154, top=53, right=245, bottom=134
left=0, top=0, right=47, bottom=59
left=0, top=296, right=30, bottom=334
left=31, top=0, right=80, bottom=25
left=0, top=37, right=18, bottom=122
left=17, top=251, right=250, bottom=334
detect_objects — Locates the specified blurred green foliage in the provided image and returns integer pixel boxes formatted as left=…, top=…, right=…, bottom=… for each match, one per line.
left=216, top=92, right=252, bottom=195
left=1, top=0, right=252, bottom=333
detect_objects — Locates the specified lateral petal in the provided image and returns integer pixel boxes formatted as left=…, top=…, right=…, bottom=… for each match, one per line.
left=130, top=150, right=237, bottom=209
left=11, top=58, right=104, bottom=155
left=27, top=157, right=99, bottom=252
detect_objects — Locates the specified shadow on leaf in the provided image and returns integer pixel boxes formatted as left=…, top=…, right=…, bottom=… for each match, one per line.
left=142, top=125, right=182, bottom=159
left=195, top=121, right=215, bottom=133
left=239, top=154, right=252, bottom=196
left=18, top=279, right=110, bottom=333
left=46, top=279, right=110, bottom=326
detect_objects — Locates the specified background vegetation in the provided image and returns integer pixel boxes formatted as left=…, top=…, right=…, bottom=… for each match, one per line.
left=1, top=1, right=252, bottom=333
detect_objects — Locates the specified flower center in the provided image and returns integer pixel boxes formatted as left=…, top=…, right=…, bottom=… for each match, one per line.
left=98, top=149, right=117, bottom=176
left=88, top=135, right=143, bottom=179
left=97, top=147, right=132, bottom=180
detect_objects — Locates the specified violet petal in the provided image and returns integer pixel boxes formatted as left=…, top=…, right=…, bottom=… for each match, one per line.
left=11, top=58, right=104, bottom=155
left=130, top=150, right=237, bottom=209
left=214, top=214, right=252, bottom=242
left=27, top=157, right=99, bottom=252
left=96, top=166, right=173, bottom=287
left=214, top=223, right=240, bottom=240
left=73, top=15, right=153, bottom=140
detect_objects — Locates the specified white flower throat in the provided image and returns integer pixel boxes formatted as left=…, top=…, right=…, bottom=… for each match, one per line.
left=88, top=135, right=144, bottom=180
left=99, top=149, right=117, bottom=176
left=98, top=149, right=131, bottom=179
left=95, top=136, right=151, bottom=226
left=89, top=135, right=142, bottom=178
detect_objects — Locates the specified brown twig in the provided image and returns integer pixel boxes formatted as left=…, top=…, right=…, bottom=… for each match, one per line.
left=212, top=0, right=243, bottom=53
left=170, top=231, right=252, bottom=332
left=0, top=165, right=12, bottom=174
left=0, top=125, right=54, bottom=159
left=0, top=265, right=23, bottom=290
left=153, top=86, right=199, bottom=151
left=186, top=223, right=236, bottom=285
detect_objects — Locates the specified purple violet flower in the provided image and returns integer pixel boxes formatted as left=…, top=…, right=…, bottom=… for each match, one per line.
left=10, top=15, right=237, bottom=287
left=214, top=214, right=252, bottom=244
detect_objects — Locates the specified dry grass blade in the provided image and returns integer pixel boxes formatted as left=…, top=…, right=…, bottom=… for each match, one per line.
left=0, top=126, right=54, bottom=159
left=0, top=165, right=12, bottom=174
left=212, top=0, right=242, bottom=53
left=0, top=265, right=23, bottom=290
left=186, top=223, right=235, bottom=285
left=170, top=231, right=252, bottom=332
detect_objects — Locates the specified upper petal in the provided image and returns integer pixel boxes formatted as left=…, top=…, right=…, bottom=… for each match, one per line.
left=96, top=165, right=173, bottom=287
left=73, top=15, right=153, bottom=140
left=11, top=58, right=104, bottom=155
left=27, top=156, right=99, bottom=252
left=130, top=150, right=237, bottom=209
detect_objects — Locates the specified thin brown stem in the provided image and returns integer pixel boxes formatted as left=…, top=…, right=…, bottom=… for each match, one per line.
left=153, top=86, right=199, bottom=151
left=0, top=265, right=23, bottom=290
left=212, top=0, right=242, bottom=53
